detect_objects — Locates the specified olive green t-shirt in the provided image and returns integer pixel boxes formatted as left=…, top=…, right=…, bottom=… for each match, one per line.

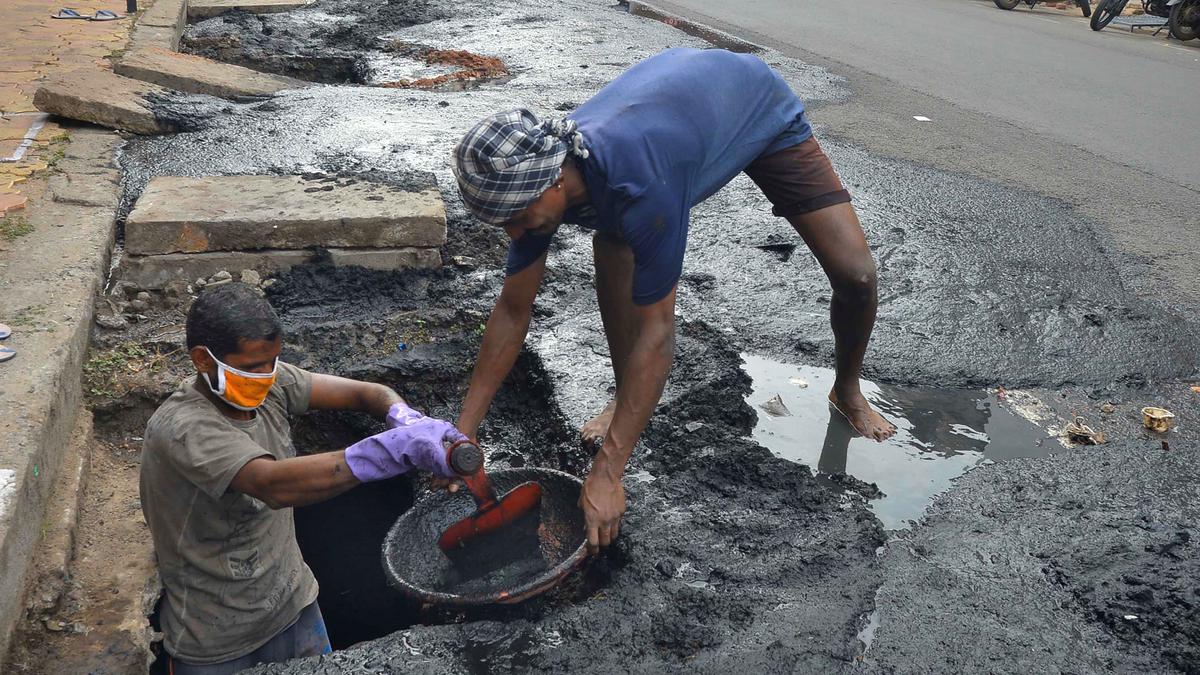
left=139, top=361, right=319, bottom=664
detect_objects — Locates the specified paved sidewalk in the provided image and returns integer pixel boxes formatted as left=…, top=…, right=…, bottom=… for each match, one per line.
left=0, top=0, right=133, bottom=213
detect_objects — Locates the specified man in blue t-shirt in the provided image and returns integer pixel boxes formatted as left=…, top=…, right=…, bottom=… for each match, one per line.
left=452, top=48, right=895, bottom=554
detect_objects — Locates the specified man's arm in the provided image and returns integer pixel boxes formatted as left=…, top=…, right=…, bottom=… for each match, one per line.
left=227, top=375, right=405, bottom=508
left=579, top=285, right=676, bottom=554
left=307, top=372, right=403, bottom=419
left=230, top=452, right=359, bottom=509
left=457, top=253, right=548, bottom=437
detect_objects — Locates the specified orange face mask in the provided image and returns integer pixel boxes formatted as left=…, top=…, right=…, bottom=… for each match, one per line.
left=202, top=348, right=278, bottom=411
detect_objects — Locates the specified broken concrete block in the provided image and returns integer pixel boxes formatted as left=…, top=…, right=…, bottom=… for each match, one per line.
left=116, top=48, right=304, bottom=99
left=118, top=250, right=312, bottom=289
left=188, top=0, right=313, bottom=22
left=33, top=70, right=174, bottom=136
left=326, top=247, right=442, bottom=270
left=125, top=176, right=447, bottom=255
left=118, top=247, right=441, bottom=289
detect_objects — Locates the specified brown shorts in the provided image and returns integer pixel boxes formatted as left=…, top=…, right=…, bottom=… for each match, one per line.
left=744, top=136, right=851, bottom=218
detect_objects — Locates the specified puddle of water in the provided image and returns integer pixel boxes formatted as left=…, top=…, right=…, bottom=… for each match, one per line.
left=742, top=354, right=1054, bottom=529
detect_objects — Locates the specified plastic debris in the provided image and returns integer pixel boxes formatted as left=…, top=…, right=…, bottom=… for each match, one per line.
left=759, top=394, right=792, bottom=418
left=1065, top=416, right=1105, bottom=445
left=1191, top=386, right=1200, bottom=394
left=789, top=377, right=809, bottom=389
left=1123, top=614, right=1138, bottom=621
left=1141, top=407, right=1176, bottom=433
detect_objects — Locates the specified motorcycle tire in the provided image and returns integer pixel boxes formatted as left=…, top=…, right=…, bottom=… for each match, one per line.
left=1091, top=0, right=1127, bottom=29
left=993, top=0, right=1022, bottom=9
left=1169, top=0, right=1199, bottom=40
left=1078, top=0, right=1092, bottom=17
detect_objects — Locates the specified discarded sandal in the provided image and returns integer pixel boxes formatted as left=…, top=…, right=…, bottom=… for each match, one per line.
left=0, top=346, right=15, bottom=363
left=0, top=323, right=10, bottom=340
left=90, top=9, right=122, bottom=20
left=51, top=8, right=88, bottom=19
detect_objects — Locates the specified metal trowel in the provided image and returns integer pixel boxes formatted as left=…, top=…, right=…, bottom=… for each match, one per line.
left=437, top=441, right=544, bottom=564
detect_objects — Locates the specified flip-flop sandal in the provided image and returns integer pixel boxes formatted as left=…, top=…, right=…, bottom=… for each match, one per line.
left=90, top=10, right=123, bottom=20
left=0, top=346, right=15, bottom=363
left=0, top=323, right=10, bottom=340
left=51, top=8, right=88, bottom=19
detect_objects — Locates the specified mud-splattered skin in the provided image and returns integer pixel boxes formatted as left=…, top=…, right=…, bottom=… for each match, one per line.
left=116, top=0, right=1200, bottom=672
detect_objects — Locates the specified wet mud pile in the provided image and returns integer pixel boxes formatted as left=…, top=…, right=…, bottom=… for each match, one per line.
left=180, top=0, right=450, bottom=84
left=255, top=257, right=892, bottom=667
left=112, top=0, right=1200, bottom=671
left=254, top=260, right=885, bottom=672
left=864, top=383, right=1200, bottom=674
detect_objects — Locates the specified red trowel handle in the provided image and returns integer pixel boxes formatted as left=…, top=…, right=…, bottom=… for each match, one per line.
left=446, top=439, right=484, bottom=477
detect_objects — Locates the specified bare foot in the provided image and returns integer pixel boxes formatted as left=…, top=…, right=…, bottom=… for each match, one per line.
left=581, top=399, right=617, bottom=448
left=828, top=389, right=896, bottom=441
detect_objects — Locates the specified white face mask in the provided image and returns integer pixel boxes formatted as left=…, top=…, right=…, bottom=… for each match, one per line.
left=202, top=347, right=279, bottom=411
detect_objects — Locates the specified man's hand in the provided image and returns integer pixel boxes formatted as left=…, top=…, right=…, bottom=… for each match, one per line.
left=343, top=420, right=466, bottom=482
left=579, top=470, right=626, bottom=555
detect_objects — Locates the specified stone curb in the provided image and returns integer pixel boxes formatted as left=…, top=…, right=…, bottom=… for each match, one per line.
left=0, top=128, right=122, bottom=668
left=130, top=0, right=187, bottom=51
left=15, top=409, right=93, bottom=625
left=624, top=0, right=765, bottom=53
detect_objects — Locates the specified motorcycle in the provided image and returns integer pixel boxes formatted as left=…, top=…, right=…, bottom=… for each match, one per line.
left=1090, top=0, right=1171, bottom=30
left=994, top=0, right=1092, bottom=17
left=1167, top=0, right=1199, bottom=40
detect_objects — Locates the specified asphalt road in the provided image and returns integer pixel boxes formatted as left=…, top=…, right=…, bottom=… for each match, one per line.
left=639, top=0, right=1200, bottom=306
left=643, top=0, right=1199, bottom=187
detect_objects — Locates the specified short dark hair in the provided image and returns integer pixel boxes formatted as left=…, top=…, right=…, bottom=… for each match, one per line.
left=186, top=282, right=282, bottom=359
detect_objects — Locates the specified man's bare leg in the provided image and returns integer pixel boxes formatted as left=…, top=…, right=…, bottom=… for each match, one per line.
left=787, top=202, right=896, bottom=441
left=582, top=231, right=638, bottom=445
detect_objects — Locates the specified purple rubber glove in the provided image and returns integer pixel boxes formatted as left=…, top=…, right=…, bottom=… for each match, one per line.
left=386, top=401, right=425, bottom=429
left=345, top=418, right=469, bottom=482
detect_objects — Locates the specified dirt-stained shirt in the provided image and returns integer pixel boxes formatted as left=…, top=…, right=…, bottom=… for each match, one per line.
left=139, top=361, right=319, bottom=664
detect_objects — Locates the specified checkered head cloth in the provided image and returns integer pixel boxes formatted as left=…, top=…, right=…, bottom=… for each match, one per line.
left=452, top=109, right=590, bottom=225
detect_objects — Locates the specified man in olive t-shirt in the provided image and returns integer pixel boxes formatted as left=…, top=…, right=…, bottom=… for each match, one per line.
left=140, top=283, right=466, bottom=673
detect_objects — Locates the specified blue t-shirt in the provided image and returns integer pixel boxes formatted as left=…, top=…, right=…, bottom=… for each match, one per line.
left=507, top=48, right=812, bottom=305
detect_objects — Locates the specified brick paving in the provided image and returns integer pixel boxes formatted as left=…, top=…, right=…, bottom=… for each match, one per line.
left=0, top=0, right=133, bottom=213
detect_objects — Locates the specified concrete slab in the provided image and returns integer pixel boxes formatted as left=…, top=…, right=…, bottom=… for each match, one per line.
left=188, top=0, right=313, bottom=22
left=124, top=176, right=447, bottom=255
left=118, top=247, right=441, bottom=289
left=116, top=48, right=304, bottom=99
left=33, top=70, right=174, bottom=136
left=0, top=128, right=119, bottom=668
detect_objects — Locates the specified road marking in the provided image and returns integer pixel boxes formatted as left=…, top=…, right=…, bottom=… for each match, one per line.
left=913, top=115, right=932, bottom=122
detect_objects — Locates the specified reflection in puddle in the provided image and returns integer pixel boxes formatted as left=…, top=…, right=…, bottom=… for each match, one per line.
left=742, top=354, right=1054, bottom=529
